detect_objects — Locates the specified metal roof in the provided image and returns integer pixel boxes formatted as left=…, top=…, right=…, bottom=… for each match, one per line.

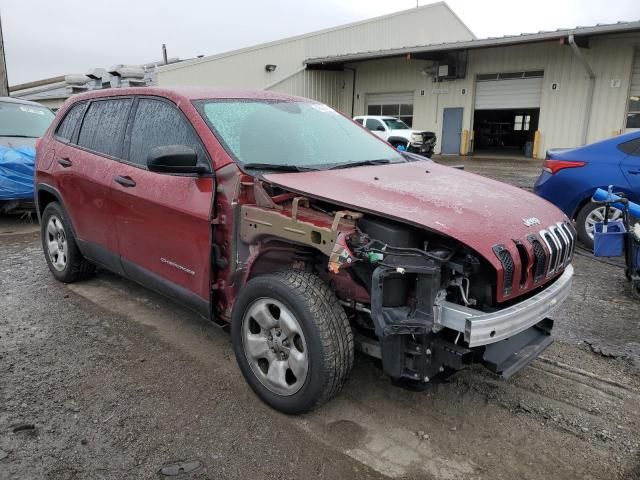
left=305, top=20, right=640, bottom=66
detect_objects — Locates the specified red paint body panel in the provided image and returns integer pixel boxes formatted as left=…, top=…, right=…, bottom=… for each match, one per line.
left=265, top=161, right=569, bottom=302
left=53, top=143, right=120, bottom=253
left=110, top=163, right=214, bottom=300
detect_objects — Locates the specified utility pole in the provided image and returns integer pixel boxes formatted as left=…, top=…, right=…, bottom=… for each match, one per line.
left=0, top=13, right=9, bottom=96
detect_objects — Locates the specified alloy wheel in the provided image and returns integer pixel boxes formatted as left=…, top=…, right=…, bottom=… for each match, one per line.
left=585, top=206, right=622, bottom=240
left=241, top=298, right=308, bottom=396
left=46, top=215, right=68, bottom=271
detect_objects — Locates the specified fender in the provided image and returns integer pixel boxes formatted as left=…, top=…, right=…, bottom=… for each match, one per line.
left=35, top=183, right=78, bottom=238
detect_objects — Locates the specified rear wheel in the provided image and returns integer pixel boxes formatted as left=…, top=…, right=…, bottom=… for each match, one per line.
left=575, top=201, right=623, bottom=250
left=231, top=270, right=354, bottom=414
left=41, top=202, right=94, bottom=282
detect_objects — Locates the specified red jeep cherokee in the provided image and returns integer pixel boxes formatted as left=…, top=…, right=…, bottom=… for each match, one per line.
left=36, top=87, right=574, bottom=413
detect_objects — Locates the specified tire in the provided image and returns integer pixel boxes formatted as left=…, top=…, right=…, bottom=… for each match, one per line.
left=231, top=270, right=354, bottom=414
left=575, top=201, right=624, bottom=250
left=41, top=202, right=95, bottom=283
left=631, top=280, right=640, bottom=301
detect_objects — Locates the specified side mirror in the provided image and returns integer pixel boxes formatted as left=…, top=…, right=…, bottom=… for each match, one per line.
left=147, top=145, right=208, bottom=174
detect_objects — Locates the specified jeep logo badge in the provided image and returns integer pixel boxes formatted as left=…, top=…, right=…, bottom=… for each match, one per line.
left=523, top=217, right=541, bottom=227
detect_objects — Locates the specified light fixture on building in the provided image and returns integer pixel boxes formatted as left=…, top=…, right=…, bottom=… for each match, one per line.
left=265, top=64, right=277, bottom=72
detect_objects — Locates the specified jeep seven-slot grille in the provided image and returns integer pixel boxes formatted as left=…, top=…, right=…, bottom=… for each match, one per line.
left=497, top=222, right=575, bottom=298
left=493, top=245, right=514, bottom=295
left=514, top=241, right=529, bottom=288
left=528, top=235, right=547, bottom=283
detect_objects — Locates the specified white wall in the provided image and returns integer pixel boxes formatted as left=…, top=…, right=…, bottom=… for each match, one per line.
left=349, top=32, right=640, bottom=156
left=156, top=2, right=474, bottom=106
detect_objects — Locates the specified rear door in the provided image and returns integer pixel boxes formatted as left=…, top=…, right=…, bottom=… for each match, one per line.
left=620, top=137, right=640, bottom=202
left=55, top=98, right=132, bottom=271
left=110, top=97, right=214, bottom=312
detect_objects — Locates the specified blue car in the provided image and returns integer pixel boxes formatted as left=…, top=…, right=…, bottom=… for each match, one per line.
left=0, top=97, right=54, bottom=213
left=534, top=131, right=640, bottom=248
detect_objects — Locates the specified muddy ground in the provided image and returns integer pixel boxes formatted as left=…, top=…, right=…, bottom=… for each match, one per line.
left=1, top=158, right=640, bottom=479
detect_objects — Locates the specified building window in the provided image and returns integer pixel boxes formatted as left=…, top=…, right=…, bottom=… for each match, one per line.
left=514, top=114, right=531, bottom=131
left=367, top=103, right=413, bottom=127
left=626, top=95, right=640, bottom=128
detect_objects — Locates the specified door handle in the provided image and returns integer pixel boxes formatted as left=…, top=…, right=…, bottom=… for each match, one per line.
left=57, top=157, right=72, bottom=168
left=628, top=169, right=640, bottom=175
left=114, top=175, right=136, bottom=188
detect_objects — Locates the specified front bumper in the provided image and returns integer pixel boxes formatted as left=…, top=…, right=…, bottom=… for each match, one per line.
left=436, top=265, right=574, bottom=347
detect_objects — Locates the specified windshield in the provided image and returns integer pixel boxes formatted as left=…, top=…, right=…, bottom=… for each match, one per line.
left=382, top=118, right=409, bottom=130
left=0, top=101, right=55, bottom=138
left=196, top=100, right=403, bottom=169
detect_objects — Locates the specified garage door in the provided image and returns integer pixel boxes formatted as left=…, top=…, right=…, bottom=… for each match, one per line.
left=626, top=48, right=640, bottom=129
left=366, top=92, right=414, bottom=126
left=475, top=72, right=544, bottom=110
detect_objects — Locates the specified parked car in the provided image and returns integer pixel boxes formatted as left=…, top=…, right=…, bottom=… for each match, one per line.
left=534, top=132, right=640, bottom=248
left=0, top=97, right=55, bottom=213
left=353, top=115, right=436, bottom=157
left=36, top=88, right=574, bottom=414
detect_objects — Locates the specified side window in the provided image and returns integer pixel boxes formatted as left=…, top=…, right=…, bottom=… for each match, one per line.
left=55, top=103, right=85, bottom=142
left=78, top=99, right=133, bottom=157
left=354, top=118, right=364, bottom=125
left=128, top=99, right=206, bottom=167
left=617, top=137, right=640, bottom=157
left=365, top=119, right=384, bottom=131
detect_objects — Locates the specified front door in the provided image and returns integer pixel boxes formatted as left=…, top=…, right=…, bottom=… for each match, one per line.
left=442, top=108, right=463, bottom=154
left=110, top=97, right=214, bottom=313
left=365, top=118, right=387, bottom=139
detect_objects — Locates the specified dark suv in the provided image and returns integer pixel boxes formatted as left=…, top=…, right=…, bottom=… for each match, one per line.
left=36, top=87, right=574, bottom=413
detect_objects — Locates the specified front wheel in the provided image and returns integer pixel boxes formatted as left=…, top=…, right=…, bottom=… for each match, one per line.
left=231, top=271, right=354, bottom=414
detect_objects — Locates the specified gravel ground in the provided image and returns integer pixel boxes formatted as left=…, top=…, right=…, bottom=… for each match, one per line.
left=1, top=158, right=640, bottom=479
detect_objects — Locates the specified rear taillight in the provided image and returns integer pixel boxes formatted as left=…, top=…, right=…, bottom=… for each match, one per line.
left=543, top=159, right=586, bottom=174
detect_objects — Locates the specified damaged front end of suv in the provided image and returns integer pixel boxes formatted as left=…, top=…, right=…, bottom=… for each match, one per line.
left=216, top=165, right=574, bottom=388
left=198, top=96, right=574, bottom=398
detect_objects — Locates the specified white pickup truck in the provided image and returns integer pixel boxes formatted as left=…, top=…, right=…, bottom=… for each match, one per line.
left=353, top=115, right=436, bottom=158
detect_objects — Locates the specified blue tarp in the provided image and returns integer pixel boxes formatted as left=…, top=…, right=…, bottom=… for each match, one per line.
left=0, top=145, right=36, bottom=201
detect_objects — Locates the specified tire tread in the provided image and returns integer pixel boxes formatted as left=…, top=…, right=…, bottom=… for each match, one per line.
left=271, top=270, right=354, bottom=409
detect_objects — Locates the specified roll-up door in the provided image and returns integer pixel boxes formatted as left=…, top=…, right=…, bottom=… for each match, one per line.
left=626, top=48, right=640, bottom=129
left=475, top=74, right=543, bottom=110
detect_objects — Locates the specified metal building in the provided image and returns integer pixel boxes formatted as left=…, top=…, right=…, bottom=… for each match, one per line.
left=153, top=3, right=640, bottom=158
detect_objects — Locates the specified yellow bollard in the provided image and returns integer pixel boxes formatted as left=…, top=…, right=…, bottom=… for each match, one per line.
left=532, top=130, right=540, bottom=159
left=461, top=129, right=468, bottom=155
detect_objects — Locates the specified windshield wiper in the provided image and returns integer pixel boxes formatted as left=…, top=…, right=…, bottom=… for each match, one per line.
left=326, top=159, right=392, bottom=170
left=242, top=163, right=318, bottom=172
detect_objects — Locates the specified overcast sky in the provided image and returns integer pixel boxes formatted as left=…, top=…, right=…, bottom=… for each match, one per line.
left=2, top=0, right=639, bottom=85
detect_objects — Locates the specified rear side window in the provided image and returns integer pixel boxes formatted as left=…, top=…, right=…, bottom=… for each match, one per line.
left=618, top=137, right=640, bottom=156
left=128, top=98, right=206, bottom=167
left=78, top=99, right=133, bottom=157
left=55, top=103, right=85, bottom=142
left=354, top=118, right=364, bottom=125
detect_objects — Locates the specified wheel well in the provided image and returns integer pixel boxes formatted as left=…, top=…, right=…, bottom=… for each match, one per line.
left=37, top=190, right=58, bottom=216
left=246, top=243, right=318, bottom=281
left=572, top=196, right=592, bottom=220
left=387, top=136, right=409, bottom=147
